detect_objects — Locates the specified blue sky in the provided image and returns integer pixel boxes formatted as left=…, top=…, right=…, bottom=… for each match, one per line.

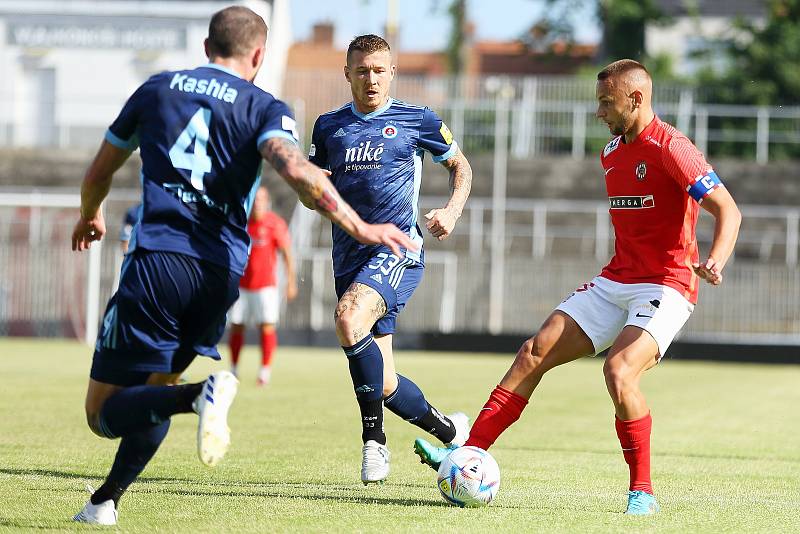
left=289, top=0, right=601, bottom=51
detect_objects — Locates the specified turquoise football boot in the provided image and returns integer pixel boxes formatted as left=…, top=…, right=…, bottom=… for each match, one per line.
left=625, top=490, right=660, bottom=515
left=413, top=438, right=458, bottom=471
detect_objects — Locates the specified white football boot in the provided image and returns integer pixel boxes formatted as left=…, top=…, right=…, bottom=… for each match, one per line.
left=446, top=412, right=470, bottom=447
left=257, top=366, right=272, bottom=386
left=361, top=440, right=391, bottom=485
left=73, top=487, right=118, bottom=526
left=194, top=371, right=239, bottom=467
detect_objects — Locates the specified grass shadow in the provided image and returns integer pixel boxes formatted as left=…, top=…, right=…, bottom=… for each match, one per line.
left=0, top=518, right=67, bottom=531
left=0, top=467, right=191, bottom=484
left=5, top=468, right=450, bottom=507
left=141, top=485, right=451, bottom=507
left=500, top=445, right=800, bottom=464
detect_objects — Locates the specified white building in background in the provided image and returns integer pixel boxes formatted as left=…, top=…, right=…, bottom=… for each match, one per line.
left=0, top=0, right=292, bottom=148
left=646, top=0, right=766, bottom=76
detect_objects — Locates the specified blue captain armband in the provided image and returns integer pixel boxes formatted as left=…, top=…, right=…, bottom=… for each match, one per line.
left=687, top=170, right=723, bottom=203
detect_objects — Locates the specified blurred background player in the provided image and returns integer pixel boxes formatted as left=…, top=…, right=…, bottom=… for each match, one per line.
left=308, top=34, right=473, bottom=485
left=119, top=203, right=141, bottom=254
left=413, top=59, right=741, bottom=515
left=228, top=185, right=297, bottom=385
left=71, top=6, right=416, bottom=526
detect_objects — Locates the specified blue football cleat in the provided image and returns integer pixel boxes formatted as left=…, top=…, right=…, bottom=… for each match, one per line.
left=413, top=438, right=458, bottom=471
left=625, top=490, right=660, bottom=515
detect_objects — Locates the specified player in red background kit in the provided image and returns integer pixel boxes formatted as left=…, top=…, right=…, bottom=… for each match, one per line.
left=414, top=59, right=742, bottom=514
left=228, top=186, right=297, bottom=385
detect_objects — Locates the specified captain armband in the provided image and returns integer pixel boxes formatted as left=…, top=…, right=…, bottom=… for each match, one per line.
left=687, top=170, right=724, bottom=203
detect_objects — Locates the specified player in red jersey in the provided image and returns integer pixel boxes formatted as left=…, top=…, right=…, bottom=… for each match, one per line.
left=414, top=59, right=741, bottom=514
left=228, top=186, right=297, bottom=385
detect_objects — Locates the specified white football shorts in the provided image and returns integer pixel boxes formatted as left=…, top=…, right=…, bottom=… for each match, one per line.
left=228, top=286, right=279, bottom=326
left=555, top=276, right=694, bottom=358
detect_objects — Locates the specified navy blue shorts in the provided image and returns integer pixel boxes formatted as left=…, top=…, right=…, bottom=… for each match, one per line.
left=335, top=252, right=423, bottom=335
left=91, top=249, right=240, bottom=386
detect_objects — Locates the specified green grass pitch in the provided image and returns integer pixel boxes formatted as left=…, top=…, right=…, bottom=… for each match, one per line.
left=1, top=338, right=799, bottom=533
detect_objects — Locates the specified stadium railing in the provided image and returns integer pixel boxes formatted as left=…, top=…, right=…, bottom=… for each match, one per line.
left=2, top=190, right=798, bottom=345
left=3, top=73, right=800, bottom=163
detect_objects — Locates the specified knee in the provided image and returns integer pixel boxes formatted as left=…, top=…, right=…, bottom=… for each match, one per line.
left=261, top=324, right=275, bottom=334
left=511, top=336, right=546, bottom=376
left=603, top=358, right=635, bottom=401
left=334, top=306, right=365, bottom=346
left=85, top=408, right=108, bottom=438
left=230, top=323, right=244, bottom=334
left=383, top=373, right=398, bottom=398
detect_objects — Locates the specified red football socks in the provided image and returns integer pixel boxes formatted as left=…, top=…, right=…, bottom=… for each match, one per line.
left=261, top=331, right=277, bottom=367
left=615, top=413, right=653, bottom=494
left=464, top=385, right=529, bottom=450
left=229, top=330, right=243, bottom=366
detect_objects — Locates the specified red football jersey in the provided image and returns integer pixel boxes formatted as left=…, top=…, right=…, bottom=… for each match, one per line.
left=239, top=211, right=290, bottom=289
left=599, top=116, right=723, bottom=304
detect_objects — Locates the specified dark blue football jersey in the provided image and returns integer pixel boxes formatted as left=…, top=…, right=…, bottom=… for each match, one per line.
left=119, top=203, right=141, bottom=242
left=308, top=98, right=457, bottom=276
left=105, top=63, right=299, bottom=275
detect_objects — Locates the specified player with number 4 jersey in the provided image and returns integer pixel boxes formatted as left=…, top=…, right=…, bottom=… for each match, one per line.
left=70, top=7, right=416, bottom=526
left=309, top=35, right=474, bottom=485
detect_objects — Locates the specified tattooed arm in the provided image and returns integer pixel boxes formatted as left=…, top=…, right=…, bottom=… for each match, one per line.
left=260, top=137, right=417, bottom=256
left=424, top=148, right=473, bottom=241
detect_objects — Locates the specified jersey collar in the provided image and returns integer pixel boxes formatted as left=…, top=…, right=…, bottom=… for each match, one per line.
left=625, top=115, right=659, bottom=146
left=200, top=63, right=242, bottom=79
left=350, top=97, right=393, bottom=120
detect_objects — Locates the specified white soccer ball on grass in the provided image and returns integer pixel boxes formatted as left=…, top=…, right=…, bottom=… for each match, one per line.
left=436, top=446, right=500, bottom=507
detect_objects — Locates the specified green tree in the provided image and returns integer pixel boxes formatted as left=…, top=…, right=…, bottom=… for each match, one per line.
left=598, top=0, right=664, bottom=61
left=520, top=0, right=583, bottom=52
left=694, top=0, right=800, bottom=159
left=533, top=0, right=667, bottom=64
left=709, top=0, right=800, bottom=106
left=444, top=0, right=467, bottom=75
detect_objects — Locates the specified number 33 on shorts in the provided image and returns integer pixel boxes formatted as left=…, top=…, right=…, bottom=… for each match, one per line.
left=367, top=253, right=400, bottom=275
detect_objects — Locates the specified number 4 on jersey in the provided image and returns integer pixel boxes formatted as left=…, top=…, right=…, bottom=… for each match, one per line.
left=169, top=108, right=212, bottom=191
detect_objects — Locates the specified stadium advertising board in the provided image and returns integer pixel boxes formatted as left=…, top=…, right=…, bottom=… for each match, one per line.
left=6, top=15, right=187, bottom=50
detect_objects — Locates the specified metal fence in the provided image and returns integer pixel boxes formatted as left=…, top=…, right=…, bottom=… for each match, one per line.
left=307, top=196, right=800, bottom=267
left=285, top=71, right=800, bottom=163
left=2, top=73, right=800, bottom=163
left=2, top=191, right=799, bottom=345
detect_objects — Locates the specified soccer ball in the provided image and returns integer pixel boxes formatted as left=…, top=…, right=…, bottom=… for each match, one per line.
left=436, top=446, right=500, bottom=507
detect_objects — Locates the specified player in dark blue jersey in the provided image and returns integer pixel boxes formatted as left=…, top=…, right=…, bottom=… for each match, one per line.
left=119, top=203, right=140, bottom=253
left=71, top=9, right=415, bottom=526
left=309, top=35, right=473, bottom=484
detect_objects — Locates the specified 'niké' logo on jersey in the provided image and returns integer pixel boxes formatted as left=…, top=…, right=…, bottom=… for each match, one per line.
left=345, top=140, right=385, bottom=162
left=609, top=195, right=655, bottom=209
left=344, top=141, right=385, bottom=172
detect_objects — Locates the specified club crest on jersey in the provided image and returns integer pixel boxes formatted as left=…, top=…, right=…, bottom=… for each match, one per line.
left=603, top=136, right=621, bottom=157
left=635, top=161, right=647, bottom=181
left=382, top=125, right=398, bottom=139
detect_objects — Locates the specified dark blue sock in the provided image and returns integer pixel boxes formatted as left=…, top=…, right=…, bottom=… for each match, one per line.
left=91, top=420, right=170, bottom=506
left=98, top=382, right=202, bottom=439
left=385, top=374, right=456, bottom=444
left=343, top=334, right=385, bottom=444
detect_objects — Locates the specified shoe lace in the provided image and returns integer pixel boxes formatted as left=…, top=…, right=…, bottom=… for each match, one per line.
left=362, top=444, right=388, bottom=470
